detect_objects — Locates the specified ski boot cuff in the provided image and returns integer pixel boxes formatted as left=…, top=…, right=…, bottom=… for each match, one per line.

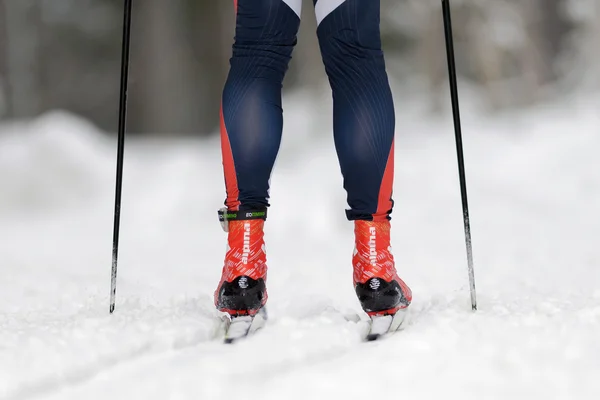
left=218, top=207, right=267, bottom=232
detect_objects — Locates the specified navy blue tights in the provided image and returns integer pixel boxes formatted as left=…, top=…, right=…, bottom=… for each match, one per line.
left=221, top=0, right=395, bottom=221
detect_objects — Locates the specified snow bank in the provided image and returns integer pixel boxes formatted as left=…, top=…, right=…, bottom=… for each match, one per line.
left=0, top=111, right=114, bottom=214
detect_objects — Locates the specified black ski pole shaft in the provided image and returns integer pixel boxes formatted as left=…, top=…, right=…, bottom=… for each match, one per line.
left=441, top=0, right=477, bottom=311
left=110, top=0, right=133, bottom=314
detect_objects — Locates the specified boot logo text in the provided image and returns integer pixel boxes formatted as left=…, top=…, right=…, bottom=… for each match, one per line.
left=242, top=222, right=251, bottom=264
left=369, top=227, right=377, bottom=266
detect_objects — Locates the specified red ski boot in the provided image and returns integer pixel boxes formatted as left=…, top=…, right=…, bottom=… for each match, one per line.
left=353, top=220, right=412, bottom=317
left=214, top=212, right=268, bottom=317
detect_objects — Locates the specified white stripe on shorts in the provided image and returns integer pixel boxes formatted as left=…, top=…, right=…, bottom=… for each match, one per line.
left=315, top=0, right=347, bottom=26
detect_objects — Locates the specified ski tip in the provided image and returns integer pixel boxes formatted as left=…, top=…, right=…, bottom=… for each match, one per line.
left=224, top=337, right=236, bottom=344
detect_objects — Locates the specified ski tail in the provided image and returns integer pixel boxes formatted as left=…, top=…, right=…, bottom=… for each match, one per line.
left=364, top=308, right=407, bottom=341
left=222, top=307, right=268, bottom=344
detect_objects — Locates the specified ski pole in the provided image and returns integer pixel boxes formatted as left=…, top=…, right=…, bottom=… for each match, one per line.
left=441, top=0, right=477, bottom=311
left=110, top=0, right=133, bottom=314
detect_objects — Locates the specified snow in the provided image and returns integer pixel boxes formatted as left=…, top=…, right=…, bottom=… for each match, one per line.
left=1, top=93, right=599, bottom=400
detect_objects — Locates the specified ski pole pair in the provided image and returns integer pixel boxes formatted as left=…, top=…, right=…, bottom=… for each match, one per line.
left=109, top=0, right=477, bottom=314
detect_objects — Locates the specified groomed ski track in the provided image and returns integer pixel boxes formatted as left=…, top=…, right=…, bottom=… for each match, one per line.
left=1, top=93, right=599, bottom=399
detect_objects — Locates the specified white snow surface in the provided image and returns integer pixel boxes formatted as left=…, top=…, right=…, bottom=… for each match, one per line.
left=1, top=93, right=599, bottom=399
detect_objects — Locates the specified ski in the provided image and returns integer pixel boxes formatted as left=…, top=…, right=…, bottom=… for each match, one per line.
left=220, top=307, right=268, bottom=344
left=364, top=309, right=407, bottom=341
left=214, top=306, right=407, bottom=343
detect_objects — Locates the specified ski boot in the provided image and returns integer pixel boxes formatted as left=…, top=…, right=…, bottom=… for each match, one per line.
left=352, top=220, right=412, bottom=340
left=215, top=208, right=268, bottom=342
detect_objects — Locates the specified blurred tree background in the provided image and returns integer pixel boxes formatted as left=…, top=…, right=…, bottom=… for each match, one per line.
left=0, top=0, right=598, bottom=136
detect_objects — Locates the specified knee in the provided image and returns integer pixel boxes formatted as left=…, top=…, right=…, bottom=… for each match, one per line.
left=234, top=0, right=300, bottom=47
left=231, top=1, right=300, bottom=79
left=317, top=25, right=384, bottom=71
left=316, top=1, right=383, bottom=56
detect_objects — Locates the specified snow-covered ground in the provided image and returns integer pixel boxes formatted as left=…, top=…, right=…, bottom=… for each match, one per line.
left=1, top=92, right=599, bottom=400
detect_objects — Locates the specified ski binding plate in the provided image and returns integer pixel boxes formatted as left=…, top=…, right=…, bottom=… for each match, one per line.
left=221, top=307, right=267, bottom=344
left=364, top=309, right=407, bottom=341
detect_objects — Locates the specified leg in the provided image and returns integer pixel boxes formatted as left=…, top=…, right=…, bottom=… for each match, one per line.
left=221, top=0, right=302, bottom=211
left=314, top=0, right=411, bottom=316
left=216, top=0, right=302, bottom=316
left=315, top=0, right=395, bottom=221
